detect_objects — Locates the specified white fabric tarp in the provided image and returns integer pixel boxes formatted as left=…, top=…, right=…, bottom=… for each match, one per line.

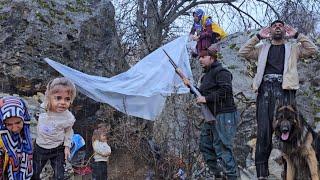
left=45, top=35, right=193, bottom=120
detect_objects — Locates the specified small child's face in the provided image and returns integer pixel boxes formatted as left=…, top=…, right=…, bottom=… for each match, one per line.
left=100, top=134, right=107, bottom=142
left=49, top=87, right=72, bottom=113
left=4, top=117, right=23, bottom=133
left=193, top=14, right=200, bottom=23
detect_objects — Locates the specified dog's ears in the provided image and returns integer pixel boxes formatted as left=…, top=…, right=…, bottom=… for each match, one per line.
left=277, top=105, right=296, bottom=113
left=275, top=105, right=298, bottom=123
left=286, top=105, right=296, bottom=112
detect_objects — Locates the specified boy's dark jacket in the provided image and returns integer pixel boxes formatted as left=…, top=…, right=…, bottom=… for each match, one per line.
left=199, top=61, right=236, bottom=116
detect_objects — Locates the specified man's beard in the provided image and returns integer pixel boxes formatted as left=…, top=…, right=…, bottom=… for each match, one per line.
left=272, top=31, right=284, bottom=40
left=202, top=66, right=210, bottom=73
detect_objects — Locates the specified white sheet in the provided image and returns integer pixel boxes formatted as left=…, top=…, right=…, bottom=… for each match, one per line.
left=45, top=35, right=193, bottom=120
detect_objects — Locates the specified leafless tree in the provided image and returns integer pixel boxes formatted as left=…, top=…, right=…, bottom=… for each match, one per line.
left=138, top=0, right=243, bottom=53
left=114, top=0, right=319, bottom=60
left=114, top=0, right=238, bottom=59
left=280, top=0, right=320, bottom=35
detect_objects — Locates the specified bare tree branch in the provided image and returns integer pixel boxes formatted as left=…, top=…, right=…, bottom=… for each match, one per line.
left=227, top=2, right=263, bottom=27
left=256, top=0, right=280, bottom=19
left=115, top=0, right=319, bottom=58
left=164, top=0, right=237, bottom=26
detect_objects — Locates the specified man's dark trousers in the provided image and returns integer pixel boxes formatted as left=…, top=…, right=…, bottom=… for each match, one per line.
left=200, top=111, right=239, bottom=178
left=255, top=78, right=296, bottom=178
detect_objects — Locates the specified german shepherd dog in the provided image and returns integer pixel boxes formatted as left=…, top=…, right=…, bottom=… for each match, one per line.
left=273, top=105, right=320, bottom=180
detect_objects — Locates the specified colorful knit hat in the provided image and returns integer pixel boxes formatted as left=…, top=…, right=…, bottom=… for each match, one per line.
left=193, top=9, right=204, bottom=20
left=0, top=96, right=30, bottom=125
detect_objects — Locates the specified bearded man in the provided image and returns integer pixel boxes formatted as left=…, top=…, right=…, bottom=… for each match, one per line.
left=238, top=20, right=318, bottom=179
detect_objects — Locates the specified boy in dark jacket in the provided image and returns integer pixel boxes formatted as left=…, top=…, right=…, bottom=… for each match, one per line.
left=195, top=46, right=239, bottom=179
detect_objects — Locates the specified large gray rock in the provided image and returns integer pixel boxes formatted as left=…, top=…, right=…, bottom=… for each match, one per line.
left=0, top=0, right=128, bottom=144
left=0, top=0, right=128, bottom=95
left=0, top=1, right=129, bottom=178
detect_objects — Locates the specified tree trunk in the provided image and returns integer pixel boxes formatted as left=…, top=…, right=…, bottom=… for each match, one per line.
left=137, top=0, right=163, bottom=56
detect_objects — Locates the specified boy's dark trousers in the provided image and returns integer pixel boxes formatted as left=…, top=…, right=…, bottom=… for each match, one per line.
left=92, top=161, right=108, bottom=180
left=199, top=111, right=239, bottom=179
left=32, top=144, right=65, bottom=180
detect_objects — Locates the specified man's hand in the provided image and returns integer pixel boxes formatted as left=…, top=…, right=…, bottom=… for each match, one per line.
left=183, top=78, right=190, bottom=87
left=284, top=25, right=297, bottom=38
left=64, top=146, right=71, bottom=161
left=196, top=96, right=206, bottom=103
left=258, top=27, right=271, bottom=39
